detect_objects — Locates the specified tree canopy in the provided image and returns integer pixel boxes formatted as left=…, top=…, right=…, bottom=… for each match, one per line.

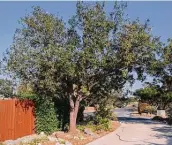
left=0, top=79, right=13, bottom=98
left=1, top=2, right=160, bottom=132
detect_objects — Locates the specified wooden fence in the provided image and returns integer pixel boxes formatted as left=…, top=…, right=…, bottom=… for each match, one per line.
left=0, top=99, right=35, bottom=141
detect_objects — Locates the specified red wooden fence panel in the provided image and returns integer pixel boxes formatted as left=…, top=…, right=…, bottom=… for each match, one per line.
left=0, top=99, right=35, bottom=141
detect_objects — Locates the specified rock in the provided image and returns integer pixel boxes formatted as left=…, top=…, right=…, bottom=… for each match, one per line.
left=91, top=134, right=99, bottom=139
left=65, top=141, right=72, bottom=145
left=40, top=132, right=45, bottom=135
left=3, top=140, right=15, bottom=145
left=84, top=128, right=94, bottom=136
left=66, top=134, right=73, bottom=139
left=73, top=136, right=79, bottom=140
left=48, top=136, right=58, bottom=142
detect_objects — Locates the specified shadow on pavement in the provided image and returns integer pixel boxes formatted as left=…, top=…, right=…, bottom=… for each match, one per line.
left=117, top=117, right=159, bottom=124
left=151, top=125, right=172, bottom=145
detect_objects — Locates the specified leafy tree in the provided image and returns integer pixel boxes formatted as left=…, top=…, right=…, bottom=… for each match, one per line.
left=137, top=39, right=172, bottom=110
left=0, top=79, right=13, bottom=97
left=1, top=2, right=159, bottom=132
left=135, top=84, right=172, bottom=110
left=135, top=85, right=161, bottom=106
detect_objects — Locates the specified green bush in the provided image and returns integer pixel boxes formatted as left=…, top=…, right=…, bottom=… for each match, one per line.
left=95, top=104, right=117, bottom=121
left=18, top=94, right=60, bottom=134
left=77, top=114, right=112, bottom=132
left=145, top=106, right=157, bottom=114
left=152, top=116, right=165, bottom=121
left=94, top=116, right=112, bottom=131
left=34, top=98, right=60, bottom=134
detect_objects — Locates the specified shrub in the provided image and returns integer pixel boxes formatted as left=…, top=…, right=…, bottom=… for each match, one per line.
left=93, top=115, right=112, bottom=131
left=152, top=116, right=164, bottom=121
left=34, top=98, right=60, bottom=134
left=167, top=118, right=172, bottom=125
left=95, top=104, right=117, bottom=121
left=145, top=106, right=157, bottom=114
left=77, top=115, right=112, bottom=132
left=138, top=103, right=150, bottom=114
left=18, top=94, right=60, bottom=134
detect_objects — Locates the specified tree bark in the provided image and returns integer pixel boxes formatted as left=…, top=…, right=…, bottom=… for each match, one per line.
left=69, top=94, right=81, bottom=133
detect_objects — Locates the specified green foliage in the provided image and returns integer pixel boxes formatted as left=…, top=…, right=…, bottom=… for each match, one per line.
left=93, top=115, right=112, bottom=131
left=34, top=98, right=60, bottom=134
left=145, top=105, right=157, bottom=114
left=135, top=86, right=160, bottom=106
left=95, top=104, right=117, bottom=121
left=77, top=117, right=112, bottom=132
left=18, top=92, right=60, bottom=134
left=135, top=85, right=172, bottom=110
left=2, top=2, right=159, bottom=132
left=77, top=125, right=85, bottom=132
left=152, top=116, right=165, bottom=122
left=0, top=79, right=13, bottom=98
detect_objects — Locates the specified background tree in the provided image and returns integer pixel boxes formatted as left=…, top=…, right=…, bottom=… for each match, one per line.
left=0, top=79, right=13, bottom=98
left=1, top=2, right=159, bottom=132
left=137, top=39, right=172, bottom=110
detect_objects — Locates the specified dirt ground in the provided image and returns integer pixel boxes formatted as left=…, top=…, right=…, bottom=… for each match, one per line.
left=42, top=121, right=120, bottom=145
left=130, top=112, right=156, bottom=118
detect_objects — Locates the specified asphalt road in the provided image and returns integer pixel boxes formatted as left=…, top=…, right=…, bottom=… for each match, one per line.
left=87, top=107, right=172, bottom=145
left=114, top=107, right=153, bottom=124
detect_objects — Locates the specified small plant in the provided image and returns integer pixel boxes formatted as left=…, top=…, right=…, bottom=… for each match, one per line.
left=58, top=138, right=66, bottom=144
left=152, top=116, right=165, bottom=121
left=145, top=106, right=157, bottom=114
left=92, top=115, right=112, bottom=131
left=95, top=104, right=116, bottom=121
left=138, top=103, right=150, bottom=114
left=19, top=136, right=48, bottom=145
left=77, top=125, right=85, bottom=131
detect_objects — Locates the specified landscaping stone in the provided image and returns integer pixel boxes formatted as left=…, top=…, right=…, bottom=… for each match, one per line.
left=84, top=128, right=94, bottom=136
left=65, top=141, right=72, bottom=145
left=48, top=136, right=58, bottom=142
left=40, top=132, right=45, bottom=135
left=3, top=140, right=15, bottom=145
left=73, top=136, right=79, bottom=140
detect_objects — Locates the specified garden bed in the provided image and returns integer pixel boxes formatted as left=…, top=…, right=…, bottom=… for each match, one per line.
left=1, top=121, right=120, bottom=145
left=52, top=121, right=120, bottom=145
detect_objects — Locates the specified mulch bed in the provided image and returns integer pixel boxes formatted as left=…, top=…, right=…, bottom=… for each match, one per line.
left=48, top=121, right=120, bottom=145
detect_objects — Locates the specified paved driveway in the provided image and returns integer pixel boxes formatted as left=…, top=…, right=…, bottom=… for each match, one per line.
left=87, top=107, right=172, bottom=145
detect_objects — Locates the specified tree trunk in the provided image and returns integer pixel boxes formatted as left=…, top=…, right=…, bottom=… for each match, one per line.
left=69, top=109, right=76, bottom=132
left=69, top=94, right=80, bottom=133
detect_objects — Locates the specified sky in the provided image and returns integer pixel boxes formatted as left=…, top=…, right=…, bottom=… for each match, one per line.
left=0, top=1, right=172, bottom=92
